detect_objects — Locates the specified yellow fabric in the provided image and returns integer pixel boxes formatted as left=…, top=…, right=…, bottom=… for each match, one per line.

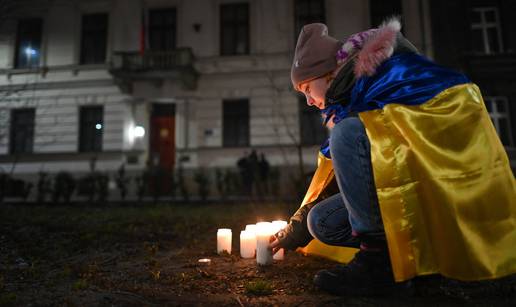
left=297, top=83, right=516, bottom=282
left=360, top=83, right=516, bottom=281
left=297, top=153, right=358, bottom=263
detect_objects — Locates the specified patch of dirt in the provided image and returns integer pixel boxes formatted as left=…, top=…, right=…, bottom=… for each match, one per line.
left=0, top=204, right=515, bottom=306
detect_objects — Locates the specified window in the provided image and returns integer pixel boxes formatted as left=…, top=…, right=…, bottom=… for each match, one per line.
left=299, top=97, right=327, bottom=145
left=223, top=99, right=249, bottom=147
left=9, top=108, right=35, bottom=154
left=220, top=3, right=249, bottom=55
left=79, top=106, right=103, bottom=152
left=14, top=18, right=43, bottom=68
left=370, top=0, right=402, bottom=28
left=80, top=13, right=108, bottom=64
left=470, top=7, right=503, bottom=54
left=485, top=97, right=513, bottom=147
left=148, top=8, right=177, bottom=51
left=294, top=0, right=325, bottom=39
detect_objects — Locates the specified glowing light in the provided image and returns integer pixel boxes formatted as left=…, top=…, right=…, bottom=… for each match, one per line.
left=95, top=124, right=102, bottom=130
left=128, top=125, right=145, bottom=143
left=24, top=47, right=37, bottom=56
left=133, top=126, right=145, bottom=138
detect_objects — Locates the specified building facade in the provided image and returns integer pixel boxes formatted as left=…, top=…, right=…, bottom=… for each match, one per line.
left=429, top=0, right=516, bottom=162
left=0, top=0, right=511, bottom=200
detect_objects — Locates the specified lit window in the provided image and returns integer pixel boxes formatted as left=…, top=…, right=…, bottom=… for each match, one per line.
left=484, top=96, right=513, bottom=147
left=15, top=18, right=43, bottom=68
left=79, top=106, right=104, bottom=152
left=470, top=7, right=503, bottom=54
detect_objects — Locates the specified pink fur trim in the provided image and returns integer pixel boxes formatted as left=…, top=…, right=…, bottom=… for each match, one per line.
left=354, top=19, right=401, bottom=78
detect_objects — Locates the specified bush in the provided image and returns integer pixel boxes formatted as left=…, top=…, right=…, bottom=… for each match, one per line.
left=149, top=167, right=166, bottom=204
left=37, top=172, right=52, bottom=203
left=215, top=169, right=226, bottom=200
left=115, top=164, right=131, bottom=201
left=52, top=171, right=76, bottom=204
left=135, top=170, right=149, bottom=202
left=177, top=165, right=189, bottom=202
left=194, top=168, right=210, bottom=202
left=0, top=174, right=32, bottom=201
left=0, top=173, right=6, bottom=202
left=96, top=174, right=109, bottom=203
left=77, top=172, right=109, bottom=203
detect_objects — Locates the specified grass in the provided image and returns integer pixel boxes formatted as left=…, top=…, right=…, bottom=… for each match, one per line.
left=244, top=279, right=274, bottom=296
left=72, top=279, right=88, bottom=291
left=0, top=293, right=17, bottom=305
left=0, top=202, right=292, bottom=259
left=0, top=202, right=292, bottom=231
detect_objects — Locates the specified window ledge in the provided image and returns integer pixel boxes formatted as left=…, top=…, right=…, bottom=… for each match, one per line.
left=0, top=150, right=143, bottom=163
left=0, top=63, right=110, bottom=77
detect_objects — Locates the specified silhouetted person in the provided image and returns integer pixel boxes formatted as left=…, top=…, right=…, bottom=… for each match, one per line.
left=237, top=152, right=253, bottom=197
left=257, top=153, right=270, bottom=197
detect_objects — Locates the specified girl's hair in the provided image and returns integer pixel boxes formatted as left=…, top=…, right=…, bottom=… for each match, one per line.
left=325, top=72, right=335, bottom=83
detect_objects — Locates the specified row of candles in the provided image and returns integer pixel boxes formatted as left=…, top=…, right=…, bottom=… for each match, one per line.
left=217, top=220, right=287, bottom=265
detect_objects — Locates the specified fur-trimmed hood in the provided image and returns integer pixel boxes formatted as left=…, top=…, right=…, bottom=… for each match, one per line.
left=354, top=18, right=401, bottom=78
left=336, top=18, right=419, bottom=78
left=325, top=18, right=419, bottom=106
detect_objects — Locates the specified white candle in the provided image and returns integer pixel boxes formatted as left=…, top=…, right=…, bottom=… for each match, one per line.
left=255, top=222, right=274, bottom=265
left=272, top=220, right=287, bottom=260
left=245, top=224, right=257, bottom=234
left=272, top=220, right=287, bottom=230
left=217, top=228, right=232, bottom=255
left=240, top=230, right=255, bottom=258
left=244, top=224, right=257, bottom=254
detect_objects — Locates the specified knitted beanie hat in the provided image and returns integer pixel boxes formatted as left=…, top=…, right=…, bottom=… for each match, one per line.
left=291, top=18, right=403, bottom=89
left=290, top=23, right=343, bottom=90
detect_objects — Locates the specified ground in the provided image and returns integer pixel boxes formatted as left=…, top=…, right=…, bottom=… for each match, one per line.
left=0, top=203, right=514, bottom=306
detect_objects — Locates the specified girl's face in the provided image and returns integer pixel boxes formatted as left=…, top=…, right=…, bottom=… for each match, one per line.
left=299, top=76, right=330, bottom=110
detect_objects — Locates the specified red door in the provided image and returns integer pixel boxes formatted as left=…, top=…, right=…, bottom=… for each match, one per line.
left=150, top=104, right=175, bottom=171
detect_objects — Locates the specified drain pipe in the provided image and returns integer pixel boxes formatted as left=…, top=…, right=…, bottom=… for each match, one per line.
left=184, top=98, right=189, bottom=150
left=418, top=0, right=428, bottom=56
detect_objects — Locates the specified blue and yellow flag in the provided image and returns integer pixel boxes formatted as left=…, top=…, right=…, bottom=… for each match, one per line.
left=298, top=53, right=516, bottom=282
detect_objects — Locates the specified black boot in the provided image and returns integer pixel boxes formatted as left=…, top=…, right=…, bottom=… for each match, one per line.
left=313, top=235, right=396, bottom=296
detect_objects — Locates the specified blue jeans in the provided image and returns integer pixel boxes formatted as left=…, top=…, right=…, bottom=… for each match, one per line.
left=307, top=117, right=384, bottom=246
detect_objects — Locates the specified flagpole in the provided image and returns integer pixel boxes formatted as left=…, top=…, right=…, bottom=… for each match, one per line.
left=139, top=0, right=146, bottom=56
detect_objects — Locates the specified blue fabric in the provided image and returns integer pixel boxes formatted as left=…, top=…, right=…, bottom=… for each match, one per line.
left=320, top=139, right=331, bottom=158
left=321, top=104, right=347, bottom=126
left=351, top=53, right=470, bottom=111
left=319, top=52, right=470, bottom=156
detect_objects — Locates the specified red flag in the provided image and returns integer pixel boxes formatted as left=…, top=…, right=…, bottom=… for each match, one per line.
left=139, top=2, right=146, bottom=55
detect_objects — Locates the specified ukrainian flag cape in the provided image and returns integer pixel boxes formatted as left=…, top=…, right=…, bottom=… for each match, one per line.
left=298, top=53, right=516, bottom=282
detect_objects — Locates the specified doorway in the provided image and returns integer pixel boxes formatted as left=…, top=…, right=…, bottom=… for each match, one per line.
left=150, top=103, right=175, bottom=170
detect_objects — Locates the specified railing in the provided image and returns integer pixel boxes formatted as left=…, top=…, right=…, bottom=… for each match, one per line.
left=111, top=47, right=195, bottom=71
left=109, top=47, right=198, bottom=90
